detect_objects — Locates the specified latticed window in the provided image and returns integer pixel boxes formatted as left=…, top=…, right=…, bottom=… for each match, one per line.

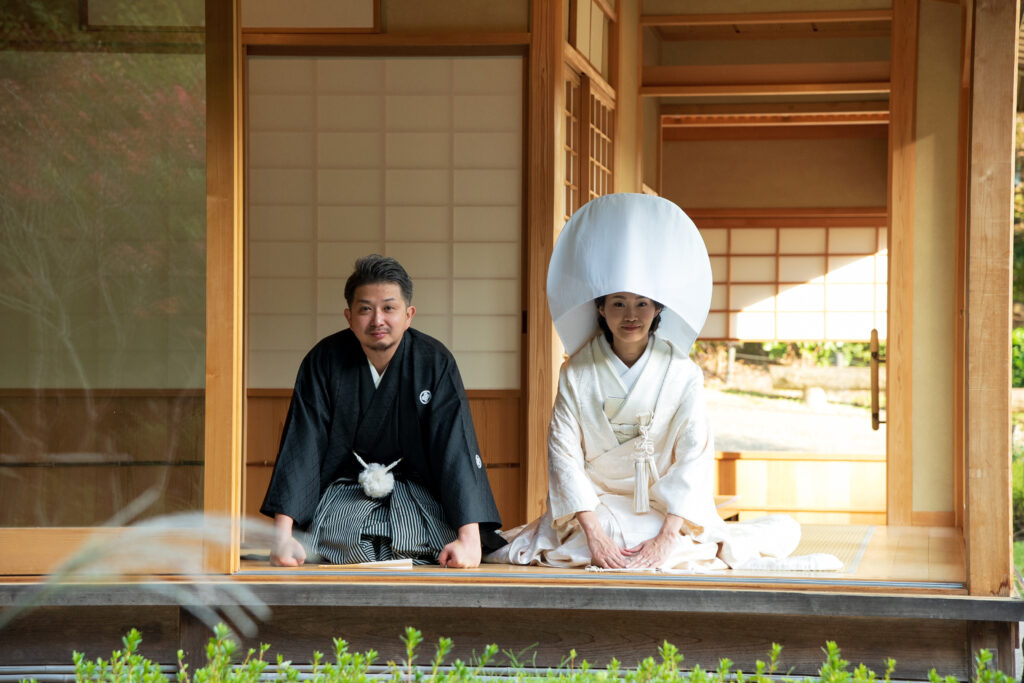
left=698, top=220, right=887, bottom=342
left=562, top=69, right=614, bottom=219
left=563, top=75, right=581, bottom=221
left=587, top=88, right=613, bottom=202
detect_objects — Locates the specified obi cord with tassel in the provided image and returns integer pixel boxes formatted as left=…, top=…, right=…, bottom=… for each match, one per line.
left=632, top=413, right=659, bottom=513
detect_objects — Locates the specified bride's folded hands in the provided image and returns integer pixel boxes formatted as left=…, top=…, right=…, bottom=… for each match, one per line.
left=622, top=513, right=683, bottom=568
left=576, top=509, right=631, bottom=568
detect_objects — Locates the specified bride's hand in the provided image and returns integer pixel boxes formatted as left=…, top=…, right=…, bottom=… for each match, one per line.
left=585, top=528, right=631, bottom=568
left=625, top=531, right=677, bottom=568
left=625, top=513, right=686, bottom=568
left=575, top=510, right=630, bottom=568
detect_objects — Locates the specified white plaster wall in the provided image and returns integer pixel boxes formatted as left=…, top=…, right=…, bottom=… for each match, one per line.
left=911, top=0, right=961, bottom=516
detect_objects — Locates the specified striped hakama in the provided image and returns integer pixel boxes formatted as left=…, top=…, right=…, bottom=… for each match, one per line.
left=308, top=478, right=457, bottom=564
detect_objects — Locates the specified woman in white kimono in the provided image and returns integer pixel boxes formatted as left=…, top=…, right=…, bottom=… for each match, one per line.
left=487, top=194, right=838, bottom=571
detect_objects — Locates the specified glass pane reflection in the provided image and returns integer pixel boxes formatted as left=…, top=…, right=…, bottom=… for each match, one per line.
left=0, top=6, right=205, bottom=526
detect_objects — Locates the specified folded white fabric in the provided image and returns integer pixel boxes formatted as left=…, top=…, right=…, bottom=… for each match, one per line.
left=734, top=553, right=844, bottom=571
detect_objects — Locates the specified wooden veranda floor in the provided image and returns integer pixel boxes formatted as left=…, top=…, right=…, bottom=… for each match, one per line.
left=237, top=524, right=966, bottom=592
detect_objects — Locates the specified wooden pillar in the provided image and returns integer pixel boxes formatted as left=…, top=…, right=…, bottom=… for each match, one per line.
left=886, top=0, right=918, bottom=526
left=965, top=0, right=1017, bottom=598
left=204, top=0, right=243, bottom=573
left=967, top=621, right=1017, bottom=675
left=525, top=0, right=565, bottom=520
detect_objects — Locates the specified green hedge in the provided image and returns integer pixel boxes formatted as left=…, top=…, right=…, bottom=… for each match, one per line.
left=1014, top=328, right=1024, bottom=388
left=24, top=624, right=1013, bottom=683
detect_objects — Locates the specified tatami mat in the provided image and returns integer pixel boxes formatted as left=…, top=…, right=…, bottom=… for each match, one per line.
left=792, top=524, right=874, bottom=573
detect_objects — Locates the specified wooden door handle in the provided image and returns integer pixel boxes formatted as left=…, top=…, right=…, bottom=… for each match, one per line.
left=870, top=328, right=886, bottom=430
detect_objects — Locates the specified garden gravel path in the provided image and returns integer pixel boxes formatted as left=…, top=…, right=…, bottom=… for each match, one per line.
left=705, top=388, right=886, bottom=455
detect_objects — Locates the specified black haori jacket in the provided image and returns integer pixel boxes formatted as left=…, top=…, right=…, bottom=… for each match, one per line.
left=260, top=328, right=505, bottom=550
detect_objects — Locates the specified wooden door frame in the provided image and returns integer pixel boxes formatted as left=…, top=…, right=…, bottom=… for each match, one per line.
left=964, top=0, right=1016, bottom=598
left=203, top=0, right=244, bottom=575
left=524, top=0, right=565, bottom=521
left=0, top=0, right=240, bottom=577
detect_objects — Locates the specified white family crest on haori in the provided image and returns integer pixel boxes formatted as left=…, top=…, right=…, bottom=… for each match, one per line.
left=546, top=193, right=713, bottom=356
left=419, top=389, right=432, bottom=405
left=352, top=451, right=401, bottom=498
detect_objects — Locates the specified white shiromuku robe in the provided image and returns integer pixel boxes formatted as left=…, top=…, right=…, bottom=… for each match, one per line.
left=487, top=333, right=811, bottom=571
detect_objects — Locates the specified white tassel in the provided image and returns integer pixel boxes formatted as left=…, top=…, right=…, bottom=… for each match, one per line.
left=353, top=451, right=401, bottom=499
left=633, top=415, right=657, bottom=513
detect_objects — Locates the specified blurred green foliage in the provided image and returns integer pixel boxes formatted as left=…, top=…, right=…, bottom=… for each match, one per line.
left=758, top=341, right=882, bottom=368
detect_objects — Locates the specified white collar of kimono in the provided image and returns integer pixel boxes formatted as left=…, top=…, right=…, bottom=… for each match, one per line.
left=368, top=359, right=385, bottom=388
left=547, top=193, right=712, bottom=356
left=598, top=334, right=653, bottom=393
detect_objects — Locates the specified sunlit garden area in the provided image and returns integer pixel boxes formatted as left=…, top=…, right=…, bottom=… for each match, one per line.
left=1013, top=112, right=1024, bottom=586
left=695, top=341, right=885, bottom=455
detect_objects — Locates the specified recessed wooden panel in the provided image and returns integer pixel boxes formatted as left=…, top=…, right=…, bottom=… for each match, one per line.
left=244, top=463, right=274, bottom=520
left=486, top=465, right=523, bottom=528
left=0, top=465, right=202, bottom=528
left=246, top=394, right=291, bottom=465
left=715, top=451, right=886, bottom=522
left=0, top=392, right=204, bottom=527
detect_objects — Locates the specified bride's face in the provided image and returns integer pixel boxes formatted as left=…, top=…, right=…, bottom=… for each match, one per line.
left=598, top=292, right=659, bottom=346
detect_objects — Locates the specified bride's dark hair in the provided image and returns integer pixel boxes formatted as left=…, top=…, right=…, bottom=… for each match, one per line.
left=594, top=295, right=664, bottom=344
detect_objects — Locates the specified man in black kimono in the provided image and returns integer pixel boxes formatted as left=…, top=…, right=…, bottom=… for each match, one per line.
left=260, top=254, right=504, bottom=567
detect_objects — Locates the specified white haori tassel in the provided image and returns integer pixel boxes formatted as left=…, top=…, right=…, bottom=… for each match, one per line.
left=352, top=451, right=401, bottom=499
left=632, top=414, right=659, bottom=513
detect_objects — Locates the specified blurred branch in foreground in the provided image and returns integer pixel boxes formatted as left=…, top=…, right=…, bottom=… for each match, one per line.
left=0, top=488, right=282, bottom=637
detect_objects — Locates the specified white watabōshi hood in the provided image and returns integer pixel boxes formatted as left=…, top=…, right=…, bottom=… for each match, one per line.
left=546, top=193, right=712, bottom=356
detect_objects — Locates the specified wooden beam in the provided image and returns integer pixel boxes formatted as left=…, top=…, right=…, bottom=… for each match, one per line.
left=885, top=0, right=918, bottom=527
left=643, top=62, right=890, bottom=87
left=204, top=0, right=243, bottom=574
left=524, top=0, right=563, bottom=521
left=689, top=207, right=887, bottom=229
left=241, top=31, right=532, bottom=47
left=662, top=112, right=889, bottom=127
left=640, top=82, right=889, bottom=97
left=660, top=101, right=890, bottom=118
left=652, top=25, right=891, bottom=43
left=965, top=0, right=1017, bottom=598
left=640, top=10, right=893, bottom=27
left=662, top=124, right=886, bottom=141
left=688, top=207, right=888, bottom=219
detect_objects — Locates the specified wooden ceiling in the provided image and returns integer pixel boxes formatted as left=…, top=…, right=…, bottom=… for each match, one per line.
left=642, top=9, right=893, bottom=126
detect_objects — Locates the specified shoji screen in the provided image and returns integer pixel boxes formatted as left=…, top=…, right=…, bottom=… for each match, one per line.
left=247, top=56, right=523, bottom=390
left=699, top=222, right=888, bottom=342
